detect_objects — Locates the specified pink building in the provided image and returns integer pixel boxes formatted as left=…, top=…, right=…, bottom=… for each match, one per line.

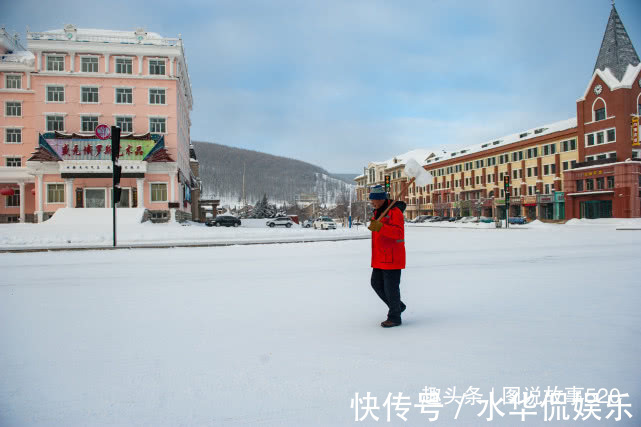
left=0, top=25, right=198, bottom=223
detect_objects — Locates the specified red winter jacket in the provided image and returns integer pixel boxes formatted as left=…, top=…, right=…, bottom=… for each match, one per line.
left=371, top=200, right=406, bottom=270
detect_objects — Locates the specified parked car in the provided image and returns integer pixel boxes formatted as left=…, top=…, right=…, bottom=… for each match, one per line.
left=414, top=215, right=431, bottom=223
left=509, top=216, right=528, bottom=225
left=447, top=217, right=458, bottom=222
left=266, top=217, right=295, bottom=228
left=460, top=216, right=474, bottom=223
left=428, top=216, right=442, bottom=222
left=352, top=221, right=364, bottom=226
left=206, top=215, right=241, bottom=227
left=302, top=219, right=314, bottom=228
left=479, top=216, right=494, bottom=223
left=313, top=217, right=337, bottom=230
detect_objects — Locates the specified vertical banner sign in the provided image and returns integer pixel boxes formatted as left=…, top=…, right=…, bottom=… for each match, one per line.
left=632, top=116, right=639, bottom=146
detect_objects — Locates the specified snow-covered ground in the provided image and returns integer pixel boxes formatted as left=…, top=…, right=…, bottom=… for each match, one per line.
left=0, top=209, right=368, bottom=249
left=1, top=225, right=639, bottom=426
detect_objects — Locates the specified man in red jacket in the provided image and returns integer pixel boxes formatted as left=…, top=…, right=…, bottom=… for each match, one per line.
left=367, top=185, right=407, bottom=328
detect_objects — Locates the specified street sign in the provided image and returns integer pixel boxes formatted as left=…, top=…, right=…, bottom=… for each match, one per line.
left=95, top=124, right=111, bottom=140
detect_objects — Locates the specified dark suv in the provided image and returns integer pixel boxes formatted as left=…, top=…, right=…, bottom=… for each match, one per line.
left=206, top=215, right=241, bottom=227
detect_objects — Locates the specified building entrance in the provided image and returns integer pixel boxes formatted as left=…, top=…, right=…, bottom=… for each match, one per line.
left=580, top=200, right=612, bottom=219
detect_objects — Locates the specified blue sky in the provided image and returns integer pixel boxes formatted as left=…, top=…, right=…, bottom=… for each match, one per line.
left=5, top=0, right=641, bottom=172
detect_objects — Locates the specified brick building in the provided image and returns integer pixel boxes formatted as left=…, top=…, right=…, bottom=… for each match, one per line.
left=356, top=5, right=640, bottom=221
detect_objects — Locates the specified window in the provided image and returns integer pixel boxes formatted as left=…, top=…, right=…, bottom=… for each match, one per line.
left=475, top=176, right=480, bottom=185
left=511, top=151, right=523, bottom=162
left=46, top=115, right=64, bottom=131
left=151, top=183, right=167, bottom=202
left=571, top=160, right=576, bottom=169
left=544, top=184, right=551, bottom=195
left=587, top=134, right=595, bottom=146
left=47, top=183, right=65, bottom=204
left=596, top=177, right=604, bottom=190
left=115, top=116, right=133, bottom=133
left=586, top=179, right=594, bottom=191
left=528, top=186, right=535, bottom=196
left=46, top=86, right=65, bottom=102
left=81, top=57, right=99, bottom=72
left=562, top=139, right=577, bottom=152
left=81, top=116, right=98, bottom=132
left=5, top=75, right=21, bottom=89
left=115, top=88, right=133, bottom=104
left=115, top=58, right=133, bottom=74
left=5, top=157, right=21, bottom=167
left=149, top=59, right=165, bottom=75
left=5, top=128, right=21, bottom=143
left=81, top=87, right=99, bottom=103
left=543, top=144, right=556, bottom=156
left=595, top=108, right=606, bottom=121
left=149, top=117, right=166, bottom=134
left=562, top=161, right=569, bottom=171
left=607, top=176, right=614, bottom=189
left=46, top=55, right=64, bottom=71
left=586, top=128, right=615, bottom=146
left=6, top=189, right=19, bottom=207
left=512, top=170, right=518, bottom=179
left=149, top=88, right=166, bottom=105
left=607, top=129, right=615, bottom=143
left=5, top=101, right=21, bottom=116
left=576, top=180, right=584, bottom=191
left=527, top=147, right=538, bottom=159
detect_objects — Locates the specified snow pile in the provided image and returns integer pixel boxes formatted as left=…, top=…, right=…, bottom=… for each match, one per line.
left=404, top=158, right=433, bottom=186
left=0, top=217, right=365, bottom=249
left=43, top=208, right=145, bottom=226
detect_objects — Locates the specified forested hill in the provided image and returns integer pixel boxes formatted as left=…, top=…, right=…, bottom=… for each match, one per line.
left=192, top=141, right=356, bottom=207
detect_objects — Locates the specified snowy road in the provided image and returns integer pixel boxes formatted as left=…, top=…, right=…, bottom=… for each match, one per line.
left=1, top=226, right=639, bottom=426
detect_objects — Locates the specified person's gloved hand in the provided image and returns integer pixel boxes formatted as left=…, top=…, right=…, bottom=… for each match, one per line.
left=368, top=220, right=383, bottom=232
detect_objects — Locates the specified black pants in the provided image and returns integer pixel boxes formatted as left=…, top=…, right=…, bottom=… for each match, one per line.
left=370, top=268, right=404, bottom=323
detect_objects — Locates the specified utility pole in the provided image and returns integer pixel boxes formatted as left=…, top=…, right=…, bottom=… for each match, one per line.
left=242, top=161, right=246, bottom=208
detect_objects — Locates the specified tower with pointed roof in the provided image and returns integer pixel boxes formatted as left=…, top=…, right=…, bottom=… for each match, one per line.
left=566, top=2, right=641, bottom=219
left=593, top=4, right=639, bottom=82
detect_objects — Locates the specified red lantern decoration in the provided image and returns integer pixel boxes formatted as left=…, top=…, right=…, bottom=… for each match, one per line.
left=32, top=189, right=36, bottom=195
left=0, top=187, right=15, bottom=196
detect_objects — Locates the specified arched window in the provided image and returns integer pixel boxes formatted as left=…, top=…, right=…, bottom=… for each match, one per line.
left=488, top=190, right=494, bottom=198
left=592, top=97, right=607, bottom=122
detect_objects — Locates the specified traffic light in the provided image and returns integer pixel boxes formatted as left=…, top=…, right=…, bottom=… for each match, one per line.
left=113, top=164, right=122, bottom=186
left=111, top=126, right=121, bottom=161
left=503, top=175, right=510, bottom=190
left=384, top=175, right=391, bottom=192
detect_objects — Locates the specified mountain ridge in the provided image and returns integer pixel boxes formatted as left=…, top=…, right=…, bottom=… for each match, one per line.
left=192, top=141, right=356, bottom=207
